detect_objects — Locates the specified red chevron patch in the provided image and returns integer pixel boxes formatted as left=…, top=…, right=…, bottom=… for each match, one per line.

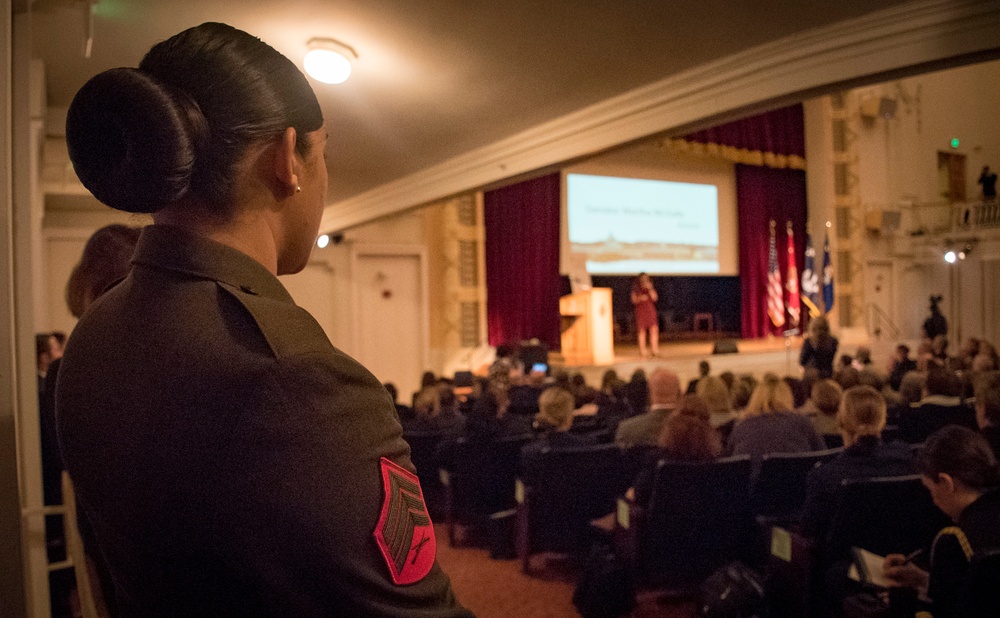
left=374, top=457, right=436, bottom=585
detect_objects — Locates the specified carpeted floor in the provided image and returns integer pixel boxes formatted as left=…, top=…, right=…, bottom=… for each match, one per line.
left=434, top=525, right=696, bottom=618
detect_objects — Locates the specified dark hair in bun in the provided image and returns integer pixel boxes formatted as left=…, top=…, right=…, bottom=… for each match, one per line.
left=918, top=425, right=1000, bottom=491
left=66, top=22, right=323, bottom=215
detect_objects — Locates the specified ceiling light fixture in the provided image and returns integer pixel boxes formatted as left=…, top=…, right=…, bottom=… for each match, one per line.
left=304, top=38, right=357, bottom=85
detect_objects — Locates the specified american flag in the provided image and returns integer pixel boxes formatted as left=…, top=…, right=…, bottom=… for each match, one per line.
left=786, top=223, right=800, bottom=329
left=767, top=222, right=785, bottom=328
left=823, top=230, right=835, bottom=311
left=801, top=233, right=820, bottom=317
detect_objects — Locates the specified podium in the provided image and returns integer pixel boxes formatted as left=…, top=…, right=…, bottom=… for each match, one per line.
left=559, top=288, right=614, bottom=365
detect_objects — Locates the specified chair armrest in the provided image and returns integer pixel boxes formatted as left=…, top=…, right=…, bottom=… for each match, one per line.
left=613, top=497, right=643, bottom=573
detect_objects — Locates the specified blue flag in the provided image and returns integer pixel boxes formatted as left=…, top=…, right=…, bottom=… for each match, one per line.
left=801, top=233, right=820, bottom=317
left=822, top=231, right=834, bottom=312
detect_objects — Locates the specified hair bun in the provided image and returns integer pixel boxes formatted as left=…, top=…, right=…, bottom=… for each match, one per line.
left=66, top=68, right=206, bottom=214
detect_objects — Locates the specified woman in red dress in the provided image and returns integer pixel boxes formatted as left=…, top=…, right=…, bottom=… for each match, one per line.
left=631, top=272, right=659, bottom=358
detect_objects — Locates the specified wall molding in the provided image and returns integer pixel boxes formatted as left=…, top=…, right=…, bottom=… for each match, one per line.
left=320, top=0, right=1000, bottom=233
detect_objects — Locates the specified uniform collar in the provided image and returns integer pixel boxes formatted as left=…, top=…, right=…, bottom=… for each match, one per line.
left=132, top=225, right=294, bottom=303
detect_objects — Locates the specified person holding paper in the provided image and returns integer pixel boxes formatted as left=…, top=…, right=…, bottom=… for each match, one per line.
left=883, top=426, right=1000, bottom=617
left=631, top=273, right=659, bottom=358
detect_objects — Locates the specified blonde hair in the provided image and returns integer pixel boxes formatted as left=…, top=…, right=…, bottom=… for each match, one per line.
left=535, top=387, right=575, bottom=430
left=742, top=373, right=794, bottom=418
left=696, top=376, right=731, bottom=415
left=837, top=385, right=887, bottom=438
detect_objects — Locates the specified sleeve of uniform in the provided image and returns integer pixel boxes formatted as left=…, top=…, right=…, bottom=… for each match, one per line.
left=202, top=349, right=474, bottom=617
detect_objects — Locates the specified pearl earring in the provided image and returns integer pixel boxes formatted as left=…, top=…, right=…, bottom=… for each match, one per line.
left=296, top=185, right=302, bottom=193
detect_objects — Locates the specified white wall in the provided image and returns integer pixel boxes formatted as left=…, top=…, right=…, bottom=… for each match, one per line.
left=843, top=58, right=1000, bottom=346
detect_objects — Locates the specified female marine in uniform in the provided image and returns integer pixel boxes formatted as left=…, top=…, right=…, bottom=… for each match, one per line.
left=57, top=23, right=470, bottom=617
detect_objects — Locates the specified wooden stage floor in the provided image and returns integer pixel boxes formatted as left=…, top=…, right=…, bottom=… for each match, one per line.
left=550, top=336, right=816, bottom=387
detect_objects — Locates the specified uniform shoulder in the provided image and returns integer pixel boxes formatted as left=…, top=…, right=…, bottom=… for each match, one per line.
left=217, top=282, right=331, bottom=359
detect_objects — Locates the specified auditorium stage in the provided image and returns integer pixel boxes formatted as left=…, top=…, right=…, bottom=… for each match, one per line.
left=551, top=336, right=813, bottom=388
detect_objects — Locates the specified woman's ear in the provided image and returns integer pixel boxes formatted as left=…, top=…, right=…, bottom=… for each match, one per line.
left=273, top=127, right=299, bottom=197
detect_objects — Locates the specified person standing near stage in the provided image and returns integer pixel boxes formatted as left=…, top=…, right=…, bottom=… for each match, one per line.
left=632, top=272, right=659, bottom=358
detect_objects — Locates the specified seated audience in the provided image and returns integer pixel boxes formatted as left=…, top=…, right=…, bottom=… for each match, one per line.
left=622, top=368, right=649, bottom=418
left=976, top=341, right=999, bottom=371
left=975, top=372, right=1000, bottom=458
left=570, top=373, right=599, bottom=408
left=726, top=373, right=825, bottom=459
left=614, top=368, right=680, bottom=447
left=595, top=369, right=630, bottom=420
left=930, top=334, right=949, bottom=366
left=800, top=385, right=915, bottom=537
left=888, top=371, right=925, bottom=424
left=466, top=360, right=532, bottom=439
left=412, top=370, right=438, bottom=406
left=403, top=384, right=465, bottom=436
left=801, top=379, right=844, bottom=438
left=508, top=365, right=545, bottom=416
left=696, top=375, right=737, bottom=431
left=730, top=375, right=756, bottom=413
left=883, top=426, right=1000, bottom=617
left=834, top=366, right=861, bottom=390
left=521, top=387, right=593, bottom=471
left=686, top=360, right=711, bottom=394
left=888, top=344, right=918, bottom=391
left=719, top=370, right=736, bottom=391
left=631, top=394, right=722, bottom=506
left=900, top=368, right=970, bottom=442
left=853, top=346, right=873, bottom=370
left=958, top=337, right=981, bottom=370
left=385, top=382, right=414, bottom=423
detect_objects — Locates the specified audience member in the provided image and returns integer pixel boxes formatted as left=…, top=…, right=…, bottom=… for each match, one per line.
left=726, top=373, right=825, bottom=459
left=595, top=369, right=630, bottom=421
left=930, top=335, right=949, bottom=366
left=883, top=426, right=1000, bottom=617
left=467, top=360, right=532, bottom=438
left=631, top=394, right=721, bottom=507
left=686, top=360, right=711, bottom=394
left=622, top=368, right=649, bottom=418
left=888, top=344, right=918, bottom=391
left=730, top=375, right=756, bottom=412
left=834, top=366, right=861, bottom=391
left=614, top=368, right=680, bottom=447
left=975, top=372, right=1000, bottom=458
left=853, top=346, right=873, bottom=369
left=719, top=370, right=736, bottom=391
left=801, top=379, right=843, bottom=437
left=696, top=375, right=737, bottom=430
left=570, top=373, right=598, bottom=408
left=404, top=384, right=465, bottom=436
left=383, top=382, right=414, bottom=423
left=800, top=315, right=839, bottom=378
left=801, top=385, right=914, bottom=537
left=508, top=366, right=544, bottom=417
left=958, top=338, right=982, bottom=370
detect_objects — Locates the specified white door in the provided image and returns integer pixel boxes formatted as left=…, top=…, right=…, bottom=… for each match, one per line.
left=353, top=250, right=426, bottom=401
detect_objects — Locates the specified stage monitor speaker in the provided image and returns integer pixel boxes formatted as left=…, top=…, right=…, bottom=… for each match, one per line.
left=712, top=339, right=739, bottom=355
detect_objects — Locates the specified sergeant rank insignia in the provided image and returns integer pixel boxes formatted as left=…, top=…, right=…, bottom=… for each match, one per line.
left=374, top=457, right=436, bottom=584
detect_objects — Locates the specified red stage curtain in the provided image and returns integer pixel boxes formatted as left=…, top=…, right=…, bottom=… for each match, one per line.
left=484, top=173, right=562, bottom=351
left=737, top=164, right=807, bottom=339
left=685, top=104, right=805, bottom=160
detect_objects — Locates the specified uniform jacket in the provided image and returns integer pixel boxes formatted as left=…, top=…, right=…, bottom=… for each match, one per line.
left=56, top=225, right=472, bottom=617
